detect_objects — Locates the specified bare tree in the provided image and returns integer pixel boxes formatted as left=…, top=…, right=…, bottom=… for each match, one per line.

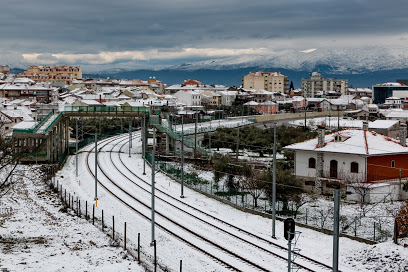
left=343, top=172, right=374, bottom=216
left=238, top=166, right=266, bottom=208
left=291, top=193, right=317, bottom=219
left=0, top=122, right=29, bottom=198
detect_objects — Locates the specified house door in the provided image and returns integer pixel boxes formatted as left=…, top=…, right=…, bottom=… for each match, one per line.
left=330, top=160, right=338, bottom=178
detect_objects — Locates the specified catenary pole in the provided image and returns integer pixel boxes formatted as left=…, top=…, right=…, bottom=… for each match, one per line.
left=333, top=189, right=340, bottom=272
left=181, top=115, right=185, bottom=198
left=143, top=116, right=146, bottom=175
left=272, top=122, right=277, bottom=238
left=75, top=118, right=78, bottom=177
left=129, top=121, right=131, bottom=157
left=94, top=133, right=98, bottom=203
left=151, top=128, right=156, bottom=243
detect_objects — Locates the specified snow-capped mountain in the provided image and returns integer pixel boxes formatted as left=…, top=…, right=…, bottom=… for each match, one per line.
left=169, top=46, right=408, bottom=73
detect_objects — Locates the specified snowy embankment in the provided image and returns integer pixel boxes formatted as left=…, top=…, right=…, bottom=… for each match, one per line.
left=0, top=165, right=144, bottom=272
left=57, top=132, right=408, bottom=272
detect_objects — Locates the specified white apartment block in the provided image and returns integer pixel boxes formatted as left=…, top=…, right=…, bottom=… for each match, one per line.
left=173, top=90, right=201, bottom=106
left=302, top=71, right=348, bottom=98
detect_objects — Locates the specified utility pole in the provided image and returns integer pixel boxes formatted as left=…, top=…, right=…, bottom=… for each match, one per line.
left=143, top=116, right=146, bottom=175
left=181, top=115, right=185, bottom=198
left=75, top=118, right=78, bottom=177
left=194, top=111, right=198, bottom=158
left=242, top=104, right=244, bottom=122
left=94, top=134, right=98, bottom=205
left=304, top=108, right=307, bottom=131
left=151, top=128, right=156, bottom=244
left=128, top=121, right=131, bottom=157
left=236, top=126, right=240, bottom=160
left=272, top=122, right=277, bottom=238
left=337, top=106, right=340, bottom=130
left=333, top=189, right=340, bottom=272
left=209, top=118, right=212, bottom=152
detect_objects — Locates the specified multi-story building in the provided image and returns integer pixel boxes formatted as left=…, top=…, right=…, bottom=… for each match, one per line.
left=0, top=84, right=52, bottom=103
left=0, top=65, right=10, bottom=74
left=242, top=71, right=289, bottom=93
left=173, top=90, right=201, bottom=106
left=301, top=71, right=347, bottom=98
left=373, top=82, right=408, bottom=104
left=19, top=65, right=82, bottom=84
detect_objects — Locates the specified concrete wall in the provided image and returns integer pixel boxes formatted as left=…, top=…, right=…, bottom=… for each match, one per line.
left=254, top=111, right=346, bottom=123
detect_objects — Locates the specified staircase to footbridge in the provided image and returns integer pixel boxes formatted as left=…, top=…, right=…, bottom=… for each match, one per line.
left=12, top=106, right=211, bottom=164
left=12, top=106, right=150, bottom=164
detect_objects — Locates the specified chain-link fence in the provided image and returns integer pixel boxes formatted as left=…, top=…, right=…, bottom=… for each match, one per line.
left=43, top=165, right=186, bottom=272
left=145, top=155, right=395, bottom=244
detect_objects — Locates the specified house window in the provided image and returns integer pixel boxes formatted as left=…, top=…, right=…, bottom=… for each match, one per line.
left=391, top=160, right=395, bottom=168
left=308, top=158, right=316, bottom=168
left=350, top=162, right=359, bottom=173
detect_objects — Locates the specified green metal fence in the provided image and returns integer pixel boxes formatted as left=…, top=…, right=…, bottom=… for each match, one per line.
left=13, top=111, right=53, bottom=133
left=64, top=105, right=150, bottom=114
left=145, top=152, right=209, bottom=185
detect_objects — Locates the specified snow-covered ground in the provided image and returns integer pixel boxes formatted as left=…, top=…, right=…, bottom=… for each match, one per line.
left=0, top=165, right=144, bottom=272
left=172, top=117, right=254, bottom=135
left=56, top=131, right=408, bottom=271
left=290, top=117, right=363, bottom=129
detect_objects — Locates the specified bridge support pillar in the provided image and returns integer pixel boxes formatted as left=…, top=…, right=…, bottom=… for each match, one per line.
left=166, top=135, right=170, bottom=154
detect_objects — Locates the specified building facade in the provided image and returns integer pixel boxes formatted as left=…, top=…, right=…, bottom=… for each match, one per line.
left=301, top=71, right=348, bottom=98
left=19, top=65, right=82, bottom=84
left=0, top=65, right=10, bottom=74
left=242, top=71, right=289, bottom=93
left=284, top=125, right=408, bottom=198
left=372, top=83, right=408, bottom=104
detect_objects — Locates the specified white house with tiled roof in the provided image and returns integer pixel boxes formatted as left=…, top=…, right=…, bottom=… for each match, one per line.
left=284, top=124, right=408, bottom=200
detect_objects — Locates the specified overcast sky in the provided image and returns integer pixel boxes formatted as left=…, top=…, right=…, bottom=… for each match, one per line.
left=1, top=0, right=407, bottom=70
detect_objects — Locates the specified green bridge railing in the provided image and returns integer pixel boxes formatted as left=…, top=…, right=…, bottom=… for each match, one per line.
left=64, top=105, right=150, bottom=114
left=13, top=111, right=53, bottom=133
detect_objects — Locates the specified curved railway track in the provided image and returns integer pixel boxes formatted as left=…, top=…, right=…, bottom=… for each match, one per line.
left=84, top=132, right=333, bottom=271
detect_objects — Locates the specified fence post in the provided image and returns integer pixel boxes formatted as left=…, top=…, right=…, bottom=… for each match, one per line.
left=354, top=220, right=357, bottom=237
left=306, top=208, right=308, bottom=225
left=92, top=204, right=95, bottom=225
left=373, top=222, right=376, bottom=241
left=112, top=216, right=115, bottom=240
left=124, top=222, right=127, bottom=250
left=64, top=189, right=66, bottom=205
left=78, top=199, right=81, bottom=217
left=86, top=201, right=88, bottom=219
left=154, top=240, right=157, bottom=272
left=180, top=260, right=183, bottom=272
left=138, top=233, right=140, bottom=263
left=102, top=210, right=104, bottom=231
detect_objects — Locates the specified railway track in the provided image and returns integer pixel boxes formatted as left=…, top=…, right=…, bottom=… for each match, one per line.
left=84, top=132, right=333, bottom=271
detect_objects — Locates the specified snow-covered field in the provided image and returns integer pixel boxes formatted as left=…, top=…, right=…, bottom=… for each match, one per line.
left=0, top=165, right=144, bottom=272
left=55, top=131, right=408, bottom=271
left=173, top=117, right=254, bottom=135
left=290, top=117, right=363, bottom=129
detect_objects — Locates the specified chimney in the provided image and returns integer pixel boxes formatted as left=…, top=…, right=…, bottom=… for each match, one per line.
left=400, top=123, right=407, bottom=147
left=362, top=121, right=368, bottom=130
left=317, top=125, right=325, bottom=148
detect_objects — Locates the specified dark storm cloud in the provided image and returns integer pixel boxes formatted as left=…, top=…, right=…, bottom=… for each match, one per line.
left=0, top=0, right=407, bottom=63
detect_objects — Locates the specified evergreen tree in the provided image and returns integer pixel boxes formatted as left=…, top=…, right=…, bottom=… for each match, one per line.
left=289, top=81, right=294, bottom=91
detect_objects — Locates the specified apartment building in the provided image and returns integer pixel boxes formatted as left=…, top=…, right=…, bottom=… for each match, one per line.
left=242, top=71, right=289, bottom=93
left=0, top=84, right=52, bottom=103
left=301, top=71, right=347, bottom=98
left=19, top=65, right=82, bottom=84
left=0, top=65, right=10, bottom=74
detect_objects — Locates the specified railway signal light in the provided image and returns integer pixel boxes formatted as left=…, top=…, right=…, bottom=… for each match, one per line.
left=284, top=218, right=295, bottom=241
